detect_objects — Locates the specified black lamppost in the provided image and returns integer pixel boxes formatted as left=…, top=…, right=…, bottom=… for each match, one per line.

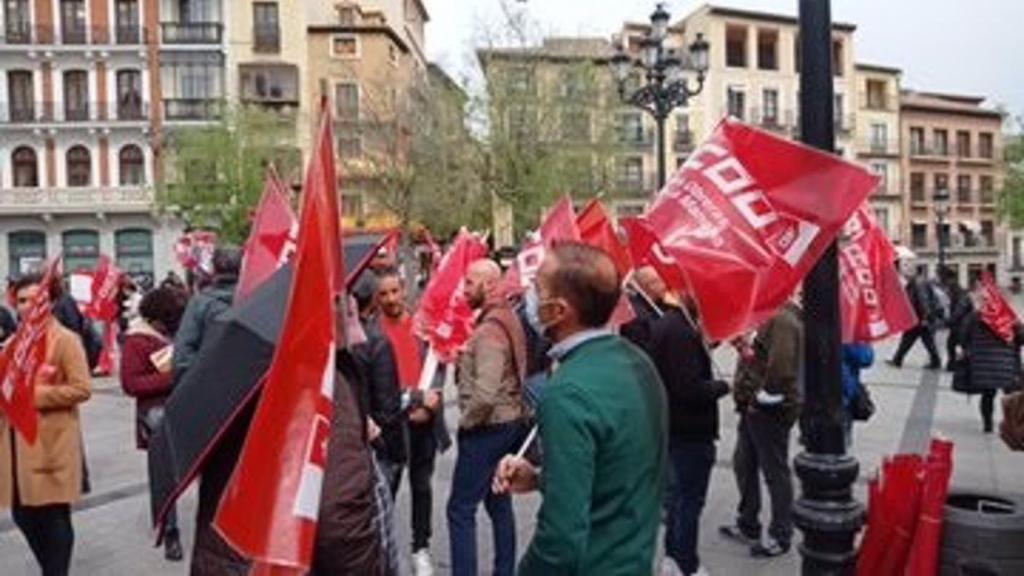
left=935, top=189, right=951, bottom=276
left=609, top=3, right=709, bottom=190
left=794, top=1, right=865, bottom=573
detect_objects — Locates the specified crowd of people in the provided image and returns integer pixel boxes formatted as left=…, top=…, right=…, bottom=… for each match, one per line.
left=1, top=236, right=1023, bottom=576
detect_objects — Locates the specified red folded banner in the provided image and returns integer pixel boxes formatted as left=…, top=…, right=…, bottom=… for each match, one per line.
left=839, top=207, right=918, bottom=343
left=577, top=200, right=632, bottom=278
left=85, top=255, right=122, bottom=323
left=414, top=229, right=489, bottom=363
left=978, top=271, right=1019, bottom=343
left=237, top=170, right=298, bottom=302
left=0, top=257, right=61, bottom=444
left=633, top=119, right=877, bottom=341
left=213, top=103, right=343, bottom=572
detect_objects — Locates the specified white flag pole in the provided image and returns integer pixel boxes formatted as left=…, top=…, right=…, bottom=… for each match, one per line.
left=417, top=347, right=441, bottom=391
left=515, top=425, right=538, bottom=459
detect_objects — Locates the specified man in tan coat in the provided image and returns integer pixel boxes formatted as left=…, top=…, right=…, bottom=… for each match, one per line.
left=0, top=274, right=92, bottom=576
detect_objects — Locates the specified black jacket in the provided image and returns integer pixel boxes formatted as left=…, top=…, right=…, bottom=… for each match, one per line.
left=53, top=293, right=102, bottom=370
left=172, top=276, right=236, bottom=386
left=960, top=312, right=1024, bottom=393
left=353, top=318, right=407, bottom=465
left=620, top=292, right=660, bottom=354
left=649, top=307, right=729, bottom=442
left=0, top=306, right=17, bottom=345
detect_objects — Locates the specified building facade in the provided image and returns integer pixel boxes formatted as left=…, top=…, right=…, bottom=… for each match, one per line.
left=0, top=0, right=181, bottom=285
left=854, top=63, right=903, bottom=242
left=900, top=91, right=1004, bottom=285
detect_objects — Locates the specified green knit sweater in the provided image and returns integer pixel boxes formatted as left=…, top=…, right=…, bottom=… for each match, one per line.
left=519, top=335, right=668, bottom=576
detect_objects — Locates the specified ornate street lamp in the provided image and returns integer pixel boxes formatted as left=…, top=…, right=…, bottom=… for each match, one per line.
left=610, top=3, right=709, bottom=190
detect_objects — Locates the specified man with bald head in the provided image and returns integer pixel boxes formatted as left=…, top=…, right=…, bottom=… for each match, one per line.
left=493, top=242, right=668, bottom=575
left=621, top=265, right=668, bottom=352
left=448, top=258, right=529, bottom=576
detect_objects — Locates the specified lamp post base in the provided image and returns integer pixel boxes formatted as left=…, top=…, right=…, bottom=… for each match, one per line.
left=793, top=451, right=865, bottom=575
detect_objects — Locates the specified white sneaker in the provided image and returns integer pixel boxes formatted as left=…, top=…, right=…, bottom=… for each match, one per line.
left=691, top=566, right=711, bottom=576
left=412, top=549, right=434, bottom=576
left=659, top=560, right=683, bottom=576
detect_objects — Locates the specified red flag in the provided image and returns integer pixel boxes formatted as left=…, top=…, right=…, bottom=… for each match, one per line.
left=0, top=257, right=61, bottom=444
left=85, top=256, right=122, bottom=322
left=839, top=207, right=918, bottom=343
left=576, top=200, right=632, bottom=277
left=237, top=171, right=298, bottom=301
left=174, top=231, right=218, bottom=274
left=638, top=119, right=877, bottom=341
left=977, top=272, right=1019, bottom=343
left=505, top=197, right=581, bottom=293
left=414, top=229, right=489, bottom=363
left=213, top=105, right=343, bottom=572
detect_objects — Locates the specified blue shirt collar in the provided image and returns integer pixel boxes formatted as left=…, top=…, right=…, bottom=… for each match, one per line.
left=547, top=328, right=613, bottom=362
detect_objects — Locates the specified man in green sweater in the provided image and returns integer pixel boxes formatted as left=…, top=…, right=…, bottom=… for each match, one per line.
left=493, top=242, right=668, bottom=575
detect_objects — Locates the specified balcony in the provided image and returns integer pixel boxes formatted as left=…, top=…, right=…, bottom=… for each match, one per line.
left=164, top=98, right=221, bottom=121
left=0, top=23, right=149, bottom=46
left=909, top=143, right=952, bottom=162
left=617, top=128, right=654, bottom=148
left=1, top=101, right=149, bottom=125
left=0, top=186, right=155, bottom=215
left=8, top=105, right=36, bottom=123
left=61, top=25, right=88, bottom=45
left=751, top=108, right=792, bottom=132
left=116, top=25, right=142, bottom=45
left=616, top=173, right=659, bottom=195
left=857, top=138, right=899, bottom=157
left=64, top=104, right=90, bottom=122
left=3, top=23, right=33, bottom=44
left=161, top=22, right=223, bottom=45
left=239, top=64, right=299, bottom=107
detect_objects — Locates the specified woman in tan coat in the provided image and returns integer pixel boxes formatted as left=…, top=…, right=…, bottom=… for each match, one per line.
left=0, top=274, right=91, bottom=576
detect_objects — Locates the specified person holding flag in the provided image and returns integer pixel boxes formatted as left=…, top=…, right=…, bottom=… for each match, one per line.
left=0, top=273, right=92, bottom=576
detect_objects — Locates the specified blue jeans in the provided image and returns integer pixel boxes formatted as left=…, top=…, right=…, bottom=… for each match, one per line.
left=665, top=440, right=716, bottom=575
left=447, top=422, right=526, bottom=576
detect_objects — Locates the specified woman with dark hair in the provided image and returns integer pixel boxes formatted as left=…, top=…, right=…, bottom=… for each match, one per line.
left=119, top=286, right=187, bottom=561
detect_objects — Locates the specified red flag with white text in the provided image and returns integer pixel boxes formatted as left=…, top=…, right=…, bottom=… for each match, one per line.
left=212, top=104, right=342, bottom=573
left=504, top=197, right=581, bottom=294
left=839, top=207, right=918, bottom=343
left=978, top=272, right=1019, bottom=344
left=0, top=257, right=61, bottom=444
left=414, top=229, right=489, bottom=363
left=237, top=170, right=298, bottom=301
left=637, top=119, right=877, bottom=341
left=85, top=255, right=122, bottom=323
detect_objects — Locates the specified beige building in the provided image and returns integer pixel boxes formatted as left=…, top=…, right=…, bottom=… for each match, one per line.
left=854, top=63, right=903, bottom=242
left=900, top=90, right=1004, bottom=284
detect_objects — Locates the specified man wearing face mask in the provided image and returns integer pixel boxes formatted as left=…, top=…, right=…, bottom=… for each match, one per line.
left=494, top=243, right=668, bottom=575
left=448, top=259, right=528, bottom=576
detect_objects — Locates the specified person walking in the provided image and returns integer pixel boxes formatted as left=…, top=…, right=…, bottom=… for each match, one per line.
left=889, top=270, right=943, bottom=369
left=720, top=300, right=803, bottom=559
left=448, top=259, right=528, bottom=576
left=0, top=274, right=92, bottom=576
left=957, top=305, right=1024, bottom=434
left=650, top=298, right=730, bottom=576
left=944, top=271, right=974, bottom=372
left=119, top=287, right=188, bottom=561
left=493, top=243, right=668, bottom=575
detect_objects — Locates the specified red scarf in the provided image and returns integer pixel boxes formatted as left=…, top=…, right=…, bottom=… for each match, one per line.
left=379, top=313, right=423, bottom=390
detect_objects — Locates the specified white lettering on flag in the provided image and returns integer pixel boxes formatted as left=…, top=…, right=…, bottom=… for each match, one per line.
left=293, top=347, right=335, bottom=521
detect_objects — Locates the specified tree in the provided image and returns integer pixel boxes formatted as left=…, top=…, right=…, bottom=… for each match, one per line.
left=999, top=115, right=1024, bottom=228
left=158, top=105, right=300, bottom=244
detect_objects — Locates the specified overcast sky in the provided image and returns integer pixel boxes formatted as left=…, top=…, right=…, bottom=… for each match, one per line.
left=425, top=0, right=1024, bottom=127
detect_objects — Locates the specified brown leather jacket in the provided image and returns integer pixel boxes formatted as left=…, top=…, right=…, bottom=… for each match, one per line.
left=456, top=299, right=528, bottom=430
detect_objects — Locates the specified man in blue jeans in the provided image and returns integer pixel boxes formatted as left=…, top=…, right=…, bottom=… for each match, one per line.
left=648, top=297, right=730, bottom=575
left=448, top=260, right=528, bottom=576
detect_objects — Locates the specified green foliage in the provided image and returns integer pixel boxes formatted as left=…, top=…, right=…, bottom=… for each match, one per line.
left=999, top=116, right=1024, bottom=228
left=158, top=105, right=300, bottom=244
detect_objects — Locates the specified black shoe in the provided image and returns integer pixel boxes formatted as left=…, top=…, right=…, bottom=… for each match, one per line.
left=886, top=359, right=903, bottom=368
left=984, top=421, right=994, bottom=434
left=751, top=538, right=790, bottom=558
left=164, top=531, right=184, bottom=562
left=926, top=361, right=942, bottom=370
left=719, top=525, right=758, bottom=546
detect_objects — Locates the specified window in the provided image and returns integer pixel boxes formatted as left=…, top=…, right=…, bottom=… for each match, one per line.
left=757, top=30, right=778, bottom=71
left=934, top=173, right=949, bottom=197
left=911, top=223, right=927, bottom=248
left=956, top=131, right=971, bottom=158
left=62, top=230, right=99, bottom=273
left=870, top=123, right=887, bottom=152
left=980, top=175, right=994, bottom=203
left=337, top=6, right=357, bottom=26
left=334, top=83, right=358, bottom=120
left=331, top=35, right=359, bottom=58
left=979, top=133, right=994, bottom=159
left=618, top=113, right=643, bottom=143
left=240, top=64, right=299, bottom=104
left=934, top=129, right=948, bottom=156
left=620, top=157, right=643, bottom=189
left=874, top=208, right=890, bottom=236
left=64, top=70, right=89, bottom=121
left=762, top=89, right=779, bottom=124
left=115, top=0, right=140, bottom=44
left=115, top=229, right=154, bottom=284
left=727, top=87, right=745, bottom=120
left=937, top=223, right=950, bottom=249
left=869, top=163, right=888, bottom=193
left=66, top=145, right=91, bottom=187
left=12, top=146, right=37, bottom=187
left=957, top=175, right=972, bottom=203
left=119, top=145, right=144, bottom=185
left=910, top=127, right=925, bottom=155
left=834, top=93, right=845, bottom=129
left=832, top=39, right=844, bottom=76
left=866, top=79, right=886, bottom=110
left=7, top=230, right=46, bottom=275
left=7, top=70, right=34, bottom=121
left=726, top=26, right=747, bottom=68
left=560, top=69, right=587, bottom=100
left=981, top=221, right=995, bottom=247
left=561, top=110, right=590, bottom=142
left=337, top=135, right=362, bottom=159
left=5, top=0, right=31, bottom=43
left=910, top=172, right=925, bottom=202
left=508, top=68, right=531, bottom=94
left=674, top=113, right=691, bottom=147
left=60, top=0, right=87, bottom=44
left=253, top=3, right=280, bottom=53
left=117, top=70, right=143, bottom=119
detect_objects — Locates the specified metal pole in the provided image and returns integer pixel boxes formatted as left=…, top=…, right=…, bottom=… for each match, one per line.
left=938, top=211, right=947, bottom=276
left=793, top=1, right=864, bottom=573
left=656, top=110, right=667, bottom=189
